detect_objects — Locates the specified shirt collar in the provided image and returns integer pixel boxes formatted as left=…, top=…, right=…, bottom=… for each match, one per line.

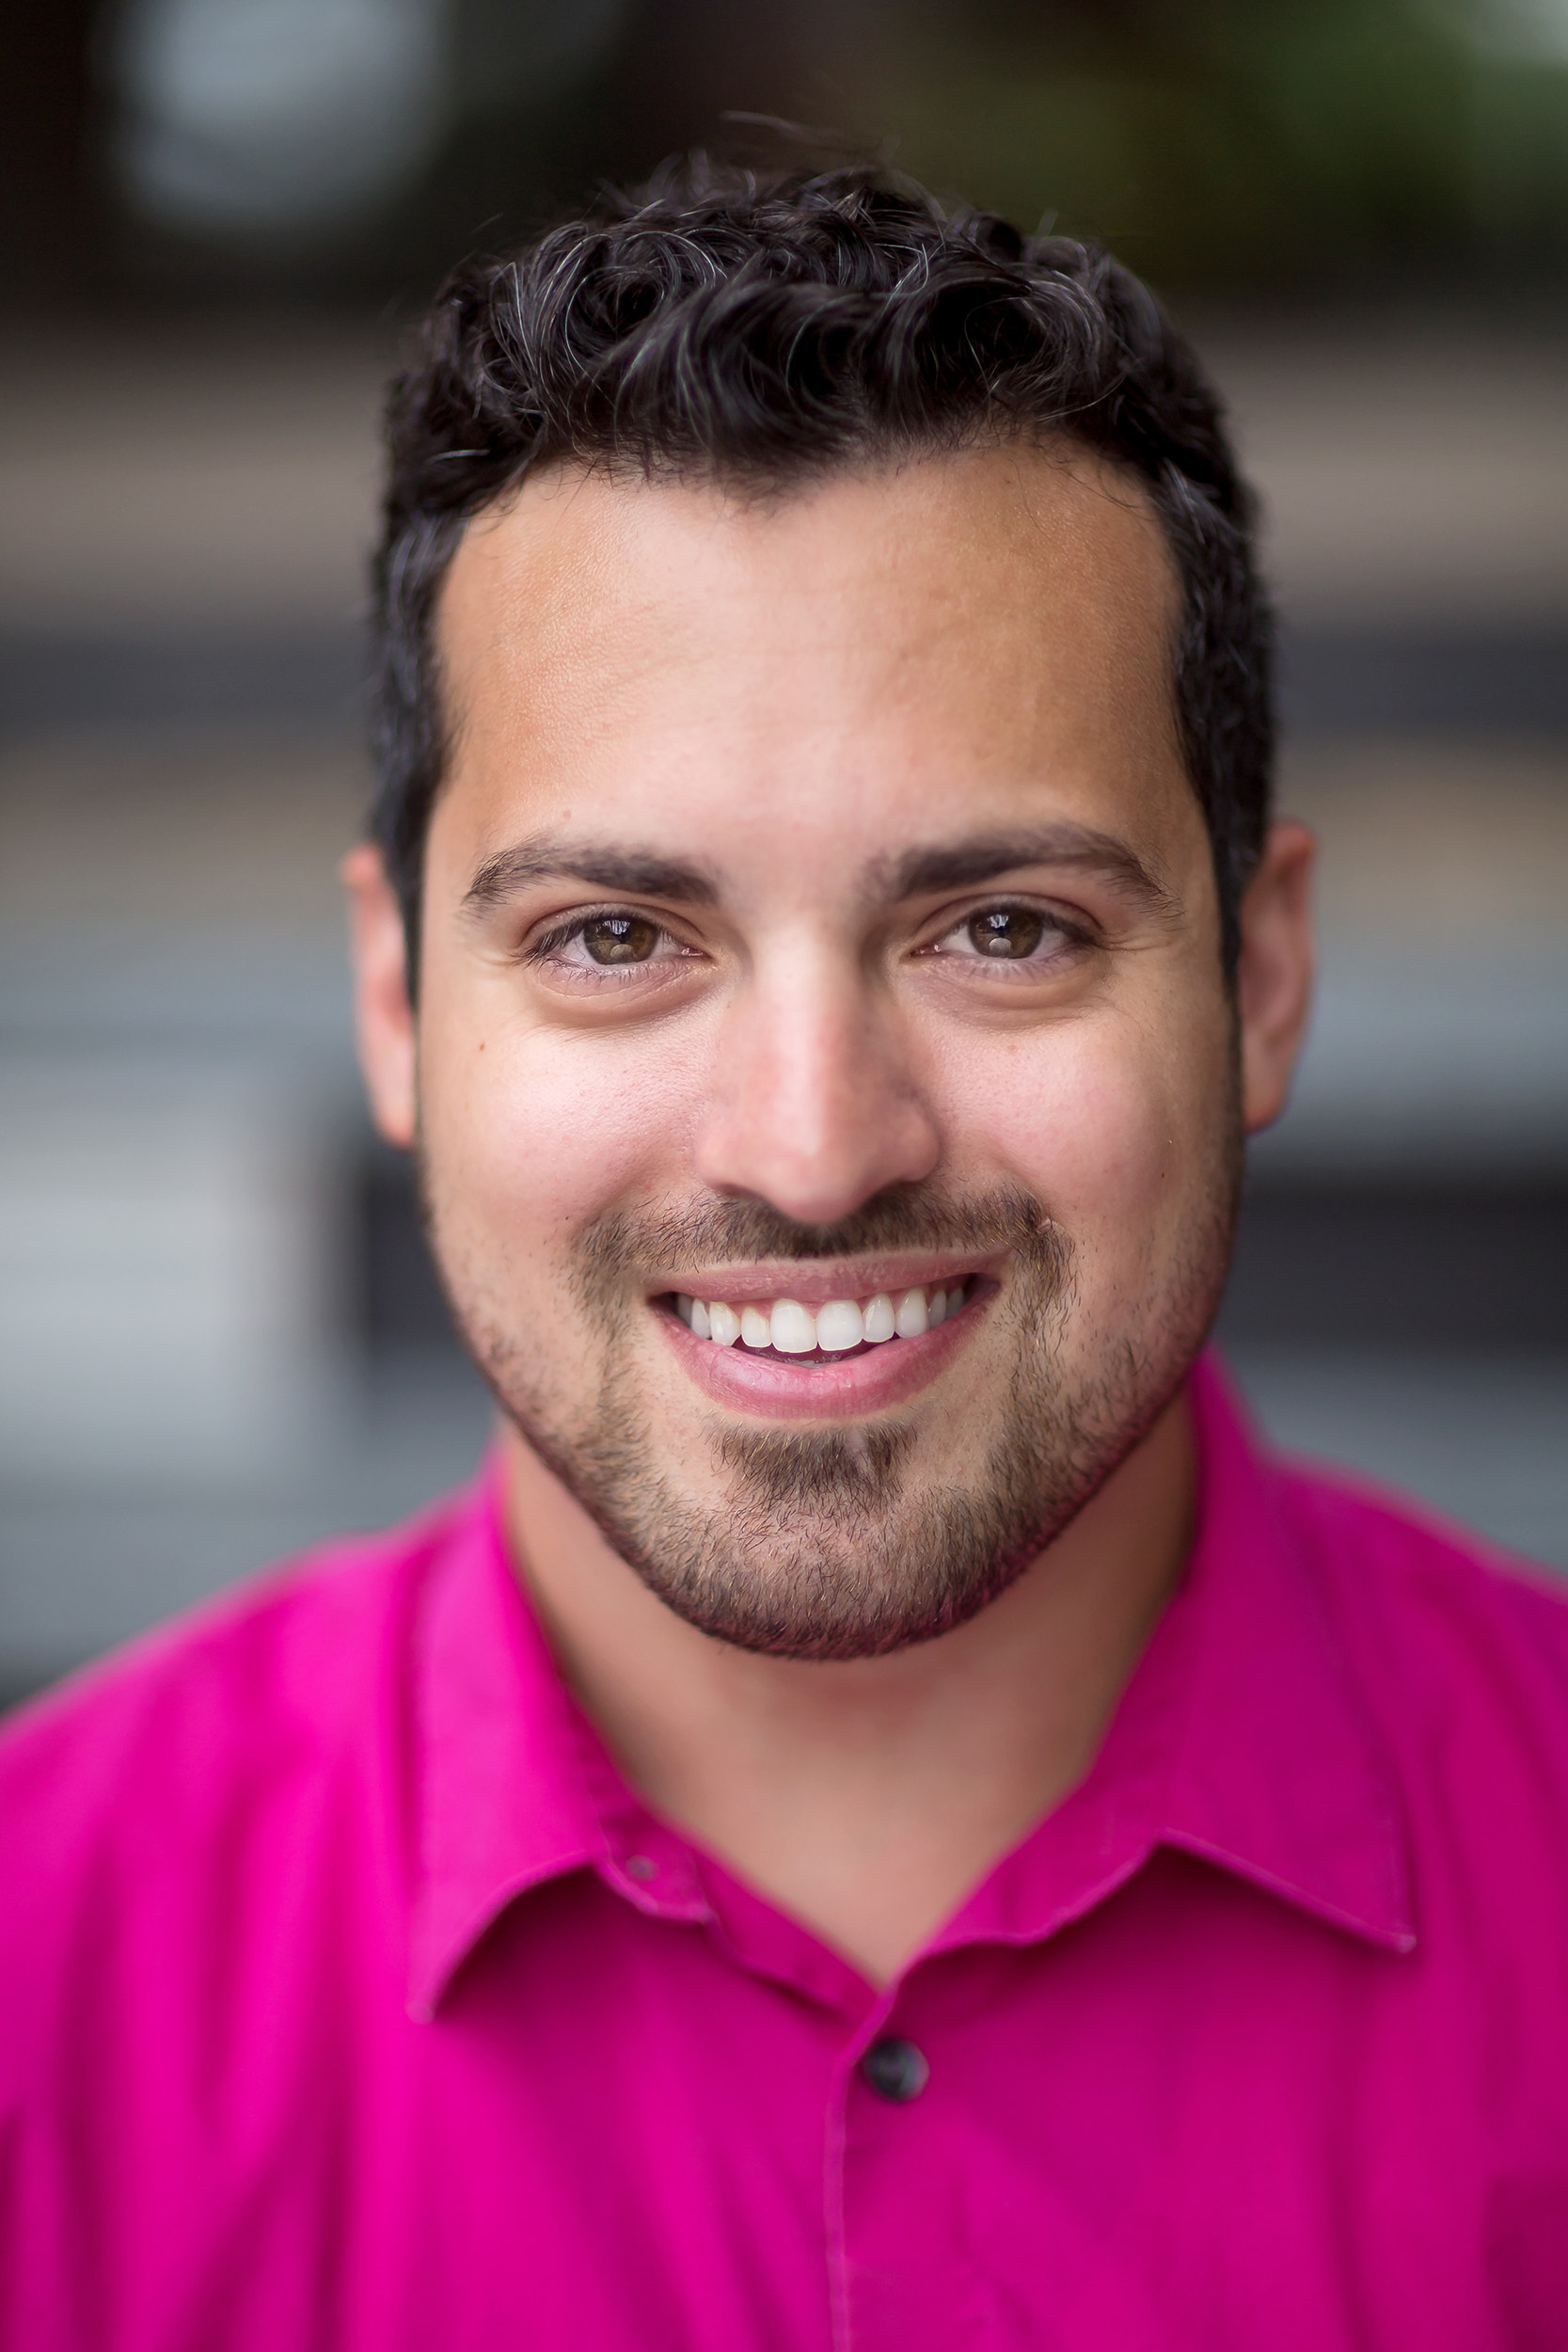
left=926, top=1355, right=1416, bottom=1962
left=406, top=1464, right=609, bottom=2020
left=407, top=1354, right=1414, bottom=2017
left=1156, top=1356, right=1415, bottom=1952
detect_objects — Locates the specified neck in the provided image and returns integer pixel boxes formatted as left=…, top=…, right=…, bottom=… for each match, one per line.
left=501, top=1390, right=1194, bottom=1985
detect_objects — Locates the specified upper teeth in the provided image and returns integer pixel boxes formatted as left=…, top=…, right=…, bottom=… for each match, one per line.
left=673, top=1281, right=968, bottom=1354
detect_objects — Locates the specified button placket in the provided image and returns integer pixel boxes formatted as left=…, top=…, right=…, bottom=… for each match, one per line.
left=834, top=2010, right=977, bottom=2352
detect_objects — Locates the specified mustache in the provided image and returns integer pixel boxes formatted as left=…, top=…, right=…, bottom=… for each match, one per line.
left=576, top=1180, right=1059, bottom=1297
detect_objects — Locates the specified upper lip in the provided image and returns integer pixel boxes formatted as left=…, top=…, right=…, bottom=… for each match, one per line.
left=647, top=1254, right=1005, bottom=1310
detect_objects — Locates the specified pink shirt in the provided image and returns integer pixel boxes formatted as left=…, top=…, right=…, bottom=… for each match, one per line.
left=5, top=1356, right=1568, bottom=2349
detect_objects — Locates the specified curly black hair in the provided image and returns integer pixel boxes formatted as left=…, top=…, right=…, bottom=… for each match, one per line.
left=371, top=158, right=1273, bottom=983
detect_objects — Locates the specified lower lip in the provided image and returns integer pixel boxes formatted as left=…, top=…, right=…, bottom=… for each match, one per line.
left=657, top=1297, right=988, bottom=1421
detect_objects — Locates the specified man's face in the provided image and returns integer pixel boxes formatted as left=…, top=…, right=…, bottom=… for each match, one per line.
left=368, top=445, right=1262, bottom=1658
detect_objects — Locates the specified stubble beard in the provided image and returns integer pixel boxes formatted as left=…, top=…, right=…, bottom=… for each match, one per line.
left=428, top=1132, right=1243, bottom=1661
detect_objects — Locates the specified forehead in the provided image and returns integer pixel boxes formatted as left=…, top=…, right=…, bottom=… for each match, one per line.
left=434, top=443, right=1192, bottom=874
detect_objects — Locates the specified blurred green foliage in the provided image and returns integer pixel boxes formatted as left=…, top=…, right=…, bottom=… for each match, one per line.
left=53, top=0, right=1568, bottom=301
left=827, top=0, right=1568, bottom=284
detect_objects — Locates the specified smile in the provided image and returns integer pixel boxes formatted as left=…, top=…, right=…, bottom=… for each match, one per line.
left=671, top=1279, right=971, bottom=1362
left=656, top=1268, right=991, bottom=1420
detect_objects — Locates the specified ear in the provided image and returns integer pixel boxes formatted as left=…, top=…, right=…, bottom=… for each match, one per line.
left=1236, top=818, right=1316, bottom=1135
left=341, top=843, right=418, bottom=1150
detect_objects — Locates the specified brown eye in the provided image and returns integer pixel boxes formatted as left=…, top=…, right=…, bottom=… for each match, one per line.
left=967, top=907, right=1046, bottom=959
left=582, top=914, right=661, bottom=964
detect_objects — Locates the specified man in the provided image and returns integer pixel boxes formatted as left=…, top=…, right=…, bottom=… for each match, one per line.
left=3, top=163, right=1567, bottom=2350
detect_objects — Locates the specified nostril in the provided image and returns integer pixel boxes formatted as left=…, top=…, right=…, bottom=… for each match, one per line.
left=694, top=1089, right=942, bottom=1232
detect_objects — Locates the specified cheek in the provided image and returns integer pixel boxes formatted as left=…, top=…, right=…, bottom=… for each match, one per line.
left=941, top=1007, right=1231, bottom=1266
left=417, top=1001, right=705, bottom=1280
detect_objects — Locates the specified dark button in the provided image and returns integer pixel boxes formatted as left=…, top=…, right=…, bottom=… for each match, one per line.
left=863, top=2038, right=928, bottom=2103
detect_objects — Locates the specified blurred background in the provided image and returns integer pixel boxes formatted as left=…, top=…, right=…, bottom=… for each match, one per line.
left=3, top=0, right=1565, bottom=1703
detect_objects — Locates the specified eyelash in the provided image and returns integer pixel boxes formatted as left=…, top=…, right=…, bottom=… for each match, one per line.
left=927, top=902, right=1087, bottom=962
left=523, top=909, right=695, bottom=975
left=529, top=914, right=622, bottom=960
left=522, top=899, right=1092, bottom=976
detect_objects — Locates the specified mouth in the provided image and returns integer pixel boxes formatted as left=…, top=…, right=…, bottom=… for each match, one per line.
left=652, top=1264, right=995, bottom=1420
left=666, top=1274, right=977, bottom=1363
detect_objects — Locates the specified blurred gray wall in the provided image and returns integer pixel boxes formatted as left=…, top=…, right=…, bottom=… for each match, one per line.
left=3, top=0, right=1566, bottom=1698
left=3, top=309, right=1563, bottom=1701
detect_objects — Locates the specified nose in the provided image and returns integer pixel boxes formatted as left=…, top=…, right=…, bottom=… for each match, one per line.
left=693, top=946, right=942, bottom=1227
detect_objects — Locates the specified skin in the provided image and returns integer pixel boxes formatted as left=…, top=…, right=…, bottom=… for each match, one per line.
left=346, top=442, right=1314, bottom=1982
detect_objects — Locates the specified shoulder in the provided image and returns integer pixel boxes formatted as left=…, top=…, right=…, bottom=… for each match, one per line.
left=1, top=1489, right=465, bottom=1785
left=0, top=1486, right=476, bottom=2006
left=1278, top=1458, right=1568, bottom=1863
left=1281, top=1457, right=1568, bottom=1687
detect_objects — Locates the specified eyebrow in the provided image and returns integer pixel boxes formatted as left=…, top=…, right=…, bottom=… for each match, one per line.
left=883, top=824, right=1175, bottom=913
left=463, top=836, right=720, bottom=913
left=463, top=818, right=1174, bottom=919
